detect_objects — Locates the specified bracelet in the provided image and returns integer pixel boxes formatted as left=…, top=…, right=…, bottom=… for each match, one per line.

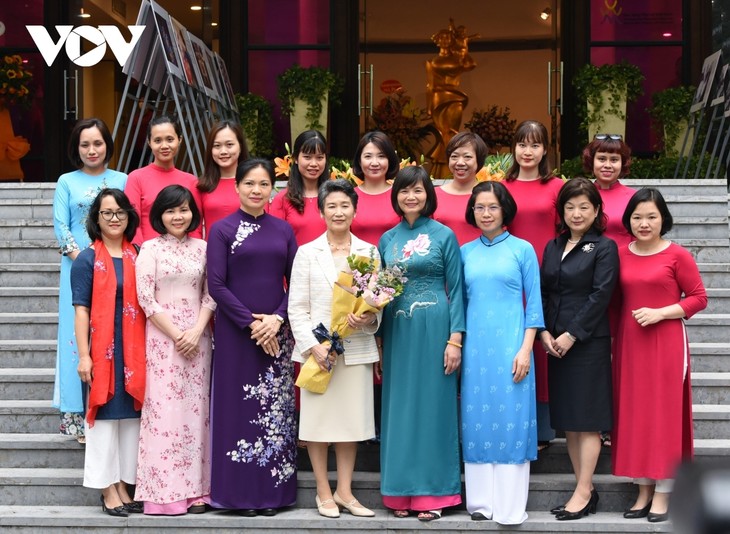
left=566, top=332, right=577, bottom=342
left=446, top=340, right=462, bottom=348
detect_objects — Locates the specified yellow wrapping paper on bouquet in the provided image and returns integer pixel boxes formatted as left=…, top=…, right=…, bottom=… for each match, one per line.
left=296, top=257, right=381, bottom=394
left=295, top=354, right=332, bottom=394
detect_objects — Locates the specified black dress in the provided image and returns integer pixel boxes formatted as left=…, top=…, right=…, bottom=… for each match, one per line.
left=540, top=230, right=619, bottom=431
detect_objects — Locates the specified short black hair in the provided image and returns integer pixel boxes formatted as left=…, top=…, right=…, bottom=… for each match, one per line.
left=318, top=179, right=358, bottom=212
left=147, top=114, right=182, bottom=139
left=390, top=166, right=437, bottom=218
left=446, top=131, right=489, bottom=170
left=556, top=177, right=607, bottom=234
left=67, top=118, right=114, bottom=168
left=149, top=185, right=201, bottom=235
left=352, top=131, right=399, bottom=180
left=86, top=188, right=139, bottom=242
left=235, top=158, right=275, bottom=185
left=465, top=181, right=518, bottom=228
left=622, top=187, right=674, bottom=236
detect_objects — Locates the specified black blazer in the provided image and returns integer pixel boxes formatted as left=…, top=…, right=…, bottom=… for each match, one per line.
left=540, top=230, right=619, bottom=341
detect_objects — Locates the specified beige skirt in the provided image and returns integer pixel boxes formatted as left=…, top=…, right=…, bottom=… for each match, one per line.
left=298, top=354, right=375, bottom=442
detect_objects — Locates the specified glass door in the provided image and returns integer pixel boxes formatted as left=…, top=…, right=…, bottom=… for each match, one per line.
left=358, top=0, right=562, bottom=171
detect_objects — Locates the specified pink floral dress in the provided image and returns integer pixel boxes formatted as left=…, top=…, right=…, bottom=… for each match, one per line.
left=134, top=233, right=216, bottom=514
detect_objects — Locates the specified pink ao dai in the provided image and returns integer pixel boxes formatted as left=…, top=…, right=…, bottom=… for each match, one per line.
left=134, top=234, right=216, bottom=512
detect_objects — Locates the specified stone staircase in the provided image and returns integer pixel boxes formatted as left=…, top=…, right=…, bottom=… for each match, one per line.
left=0, top=179, right=728, bottom=533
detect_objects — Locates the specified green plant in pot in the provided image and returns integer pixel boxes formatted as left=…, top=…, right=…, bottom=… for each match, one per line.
left=276, top=64, right=344, bottom=141
left=647, top=85, right=695, bottom=157
left=573, top=61, right=644, bottom=141
left=235, top=92, right=274, bottom=158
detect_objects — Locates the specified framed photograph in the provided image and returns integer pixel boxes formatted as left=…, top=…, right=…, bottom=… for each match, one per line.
left=149, top=0, right=185, bottom=82
left=214, top=52, right=237, bottom=111
left=170, top=17, right=197, bottom=88
left=690, top=50, right=722, bottom=113
left=143, top=38, right=167, bottom=93
left=187, top=33, right=218, bottom=100
left=122, top=0, right=154, bottom=81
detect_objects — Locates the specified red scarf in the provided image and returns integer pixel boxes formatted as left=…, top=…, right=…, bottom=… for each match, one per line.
left=86, top=239, right=146, bottom=426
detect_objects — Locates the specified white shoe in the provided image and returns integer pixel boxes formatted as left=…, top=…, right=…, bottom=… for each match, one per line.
left=316, top=495, right=340, bottom=518
left=333, top=492, right=375, bottom=517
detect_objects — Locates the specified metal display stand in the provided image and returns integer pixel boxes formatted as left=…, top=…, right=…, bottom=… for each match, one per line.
left=112, top=0, right=238, bottom=175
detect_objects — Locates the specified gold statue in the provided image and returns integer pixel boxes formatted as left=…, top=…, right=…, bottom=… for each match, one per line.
left=426, top=19, right=478, bottom=178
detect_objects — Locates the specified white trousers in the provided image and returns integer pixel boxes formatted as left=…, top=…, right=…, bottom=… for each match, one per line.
left=465, top=462, right=530, bottom=525
left=83, top=418, right=140, bottom=489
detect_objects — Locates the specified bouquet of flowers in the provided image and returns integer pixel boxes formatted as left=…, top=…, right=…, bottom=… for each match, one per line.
left=329, top=247, right=407, bottom=341
left=296, top=248, right=407, bottom=394
left=0, top=55, right=33, bottom=110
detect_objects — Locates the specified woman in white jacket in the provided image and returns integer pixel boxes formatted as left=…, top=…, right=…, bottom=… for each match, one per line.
left=288, top=179, right=381, bottom=519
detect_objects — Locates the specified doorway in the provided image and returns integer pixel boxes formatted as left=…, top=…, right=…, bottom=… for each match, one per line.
left=357, top=0, right=562, bottom=171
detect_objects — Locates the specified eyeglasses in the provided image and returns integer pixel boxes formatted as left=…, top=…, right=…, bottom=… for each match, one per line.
left=473, top=205, right=501, bottom=215
left=594, top=134, right=623, bottom=141
left=99, top=210, right=128, bottom=221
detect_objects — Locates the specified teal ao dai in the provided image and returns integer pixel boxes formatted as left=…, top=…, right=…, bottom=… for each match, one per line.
left=460, top=232, right=544, bottom=464
left=378, top=216, right=465, bottom=497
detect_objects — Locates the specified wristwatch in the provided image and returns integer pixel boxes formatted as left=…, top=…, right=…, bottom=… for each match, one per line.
left=274, top=314, right=285, bottom=323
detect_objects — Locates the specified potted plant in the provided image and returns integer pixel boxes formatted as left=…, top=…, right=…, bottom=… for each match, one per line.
left=235, top=92, right=274, bottom=158
left=647, top=85, right=695, bottom=157
left=464, top=105, right=517, bottom=153
left=276, top=64, right=344, bottom=142
left=573, top=61, right=644, bottom=141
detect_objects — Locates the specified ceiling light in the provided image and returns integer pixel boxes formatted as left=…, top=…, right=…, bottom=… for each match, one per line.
left=79, top=8, right=91, bottom=19
left=211, top=22, right=218, bottom=27
left=663, top=32, right=672, bottom=37
left=541, top=7, right=551, bottom=20
left=190, top=5, right=202, bottom=11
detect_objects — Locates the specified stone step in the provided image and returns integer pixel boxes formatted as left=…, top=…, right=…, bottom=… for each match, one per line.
left=0, top=198, right=53, bottom=220
left=0, top=340, right=56, bottom=368
left=697, top=262, right=730, bottom=287
left=664, top=217, right=729, bottom=239
left=692, top=372, right=730, bottom=404
left=659, top=197, right=729, bottom=217
left=694, top=404, right=730, bottom=439
left=0, top=433, right=82, bottom=469
left=0, top=287, right=58, bottom=313
left=0, top=183, right=56, bottom=199
left=622, top=178, right=728, bottom=196
left=0, top=220, right=56, bottom=241
left=0, top=400, right=57, bottom=433
left=0, top=505, right=675, bottom=533
left=685, top=313, right=730, bottom=341
left=705, top=288, right=730, bottom=313
left=0, top=313, right=58, bottom=340
left=0, top=263, right=59, bottom=287
left=691, top=342, right=730, bottom=372
left=0, top=468, right=655, bottom=514
left=0, top=241, right=59, bottom=263
left=673, top=239, right=730, bottom=263
left=0, top=368, right=53, bottom=401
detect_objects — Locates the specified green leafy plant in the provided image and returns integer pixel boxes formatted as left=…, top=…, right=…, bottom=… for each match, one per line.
left=276, top=64, right=344, bottom=130
left=647, top=86, right=695, bottom=156
left=235, top=92, right=274, bottom=158
left=573, top=61, right=645, bottom=134
left=369, top=88, right=429, bottom=161
left=464, top=106, right=517, bottom=149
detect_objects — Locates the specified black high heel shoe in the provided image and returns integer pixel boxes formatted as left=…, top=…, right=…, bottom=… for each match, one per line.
left=123, top=500, right=144, bottom=513
left=551, top=489, right=597, bottom=515
left=647, top=511, right=669, bottom=523
left=624, top=500, right=652, bottom=519
left=555, top=490, right=598, bottom=521
left=101, top=494, right=128, bottom=517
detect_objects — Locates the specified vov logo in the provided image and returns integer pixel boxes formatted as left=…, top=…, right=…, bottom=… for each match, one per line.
left=26, top=25, right=146, bottom=67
